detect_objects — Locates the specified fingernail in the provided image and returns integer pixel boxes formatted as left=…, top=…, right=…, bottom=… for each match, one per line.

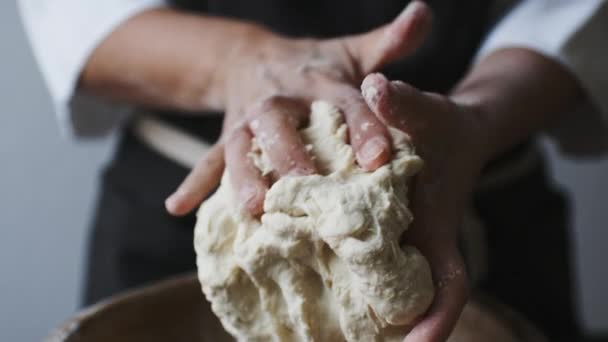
left=165, top=195, right=177, bottom=210
left=362, top=84, right=379, bottom=105
left=362, top=73, right=388, bottom=104
left=165, top=194, right=182, bottom=214
left=358, top=137, right=388, bottom=165
left=240, top=184, right=265, bottom=213
left=240, top=184, right=266, bottom=215
left=362, top=72, right=388, bottom=87
left=240, top=184, right=258, bottom=203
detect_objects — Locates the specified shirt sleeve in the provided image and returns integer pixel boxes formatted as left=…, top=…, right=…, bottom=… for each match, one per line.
left=17, top=0, right=168, bottom=138
left=476, top=0, right=608, bottom=157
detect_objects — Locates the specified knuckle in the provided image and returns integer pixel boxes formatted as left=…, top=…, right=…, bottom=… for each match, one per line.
left=245, top=110, right=262, bottom=124
left=332, top=86, right=366, bottom=112
left=247, top=95, right=292, bottom=123
left=224, top=125, right=247, bottom=144
left=256, top=94, right=290, bottom=113
left=247, top=95, right=307, bottom=130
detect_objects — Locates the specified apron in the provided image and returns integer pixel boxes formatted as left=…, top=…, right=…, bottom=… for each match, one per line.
left=83, top=1, right=582, bottom=340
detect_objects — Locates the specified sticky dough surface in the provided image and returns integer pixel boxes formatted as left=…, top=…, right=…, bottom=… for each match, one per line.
left=195, top=101, right=434, bottom=341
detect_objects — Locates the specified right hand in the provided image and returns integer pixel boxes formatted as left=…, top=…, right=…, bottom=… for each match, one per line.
left=165, top=0, right=433, bottom=216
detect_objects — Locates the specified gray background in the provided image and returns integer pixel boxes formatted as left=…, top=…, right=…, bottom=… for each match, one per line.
left=1, top=1, right=607, bottom=341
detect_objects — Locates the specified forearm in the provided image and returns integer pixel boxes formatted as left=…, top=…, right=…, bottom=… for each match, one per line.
left=450, top=48, right=583, bottom=163
left=80, top=8, right=270, bottom=112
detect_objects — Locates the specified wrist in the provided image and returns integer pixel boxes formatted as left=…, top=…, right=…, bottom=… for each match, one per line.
left=449, top=48, right=583, bottom=167
left=449, top=94, right=496, bottom=170
left=177, top=18, right=277, bottom=112
left=213, top=23, right=280, bottom=109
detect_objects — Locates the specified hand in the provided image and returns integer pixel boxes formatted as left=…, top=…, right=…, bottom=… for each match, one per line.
left=361, top=73, right=489, bottom=342
left=165, top=1, right=432, bottom=215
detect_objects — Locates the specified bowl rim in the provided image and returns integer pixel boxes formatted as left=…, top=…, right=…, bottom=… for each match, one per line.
left=45, top=272, right=547, bottom=342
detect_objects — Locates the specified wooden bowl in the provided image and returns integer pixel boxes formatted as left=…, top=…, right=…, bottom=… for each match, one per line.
left=46, top=274, right=547, bottom=342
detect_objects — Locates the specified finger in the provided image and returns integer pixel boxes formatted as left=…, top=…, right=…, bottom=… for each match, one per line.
left=345, top=0, right=433, bottom=74
left=404, top=248, right=468, bottom=342
left=361, top=73, right=431, bottom=136
left=165, top=142, right=225, bottom=216
left=403, top=177, right=469, bottom=341
left=225, top=125, right=269, bottom=215
left=330, top=87, right=392, bottom=171
left=248, top=96, right=316, bottom=176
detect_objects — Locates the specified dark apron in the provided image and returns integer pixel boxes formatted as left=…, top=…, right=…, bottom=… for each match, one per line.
left=83, top=1, right=582, bottom=340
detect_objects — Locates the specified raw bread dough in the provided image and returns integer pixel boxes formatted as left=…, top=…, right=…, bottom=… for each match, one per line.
left=194, top=101, right=434, bottom=341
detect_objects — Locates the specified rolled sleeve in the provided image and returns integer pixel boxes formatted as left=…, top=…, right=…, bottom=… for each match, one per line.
left=477, top=0, right=608, bottom=157
left=18, top=0, right=168, bottom=138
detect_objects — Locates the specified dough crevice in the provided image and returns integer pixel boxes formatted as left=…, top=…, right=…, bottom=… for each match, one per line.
left=195, top=101, right=434, bottom=341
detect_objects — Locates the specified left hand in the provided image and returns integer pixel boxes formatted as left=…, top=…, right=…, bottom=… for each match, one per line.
left=361, top=73, right=489, bottom=342
left=165, top=1, right=433, bottom=216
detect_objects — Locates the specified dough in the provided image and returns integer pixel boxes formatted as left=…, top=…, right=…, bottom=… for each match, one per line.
left=194, top=101, right=434, bottom=341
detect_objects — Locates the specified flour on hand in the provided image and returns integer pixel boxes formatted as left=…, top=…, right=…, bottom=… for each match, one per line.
left=195, top=101, right=434, bottom=341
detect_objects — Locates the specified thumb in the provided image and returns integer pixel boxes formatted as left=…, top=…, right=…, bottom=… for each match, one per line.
left=344, top=0, right=433, bottom=75
left=165, top=142, right=225, bottom=216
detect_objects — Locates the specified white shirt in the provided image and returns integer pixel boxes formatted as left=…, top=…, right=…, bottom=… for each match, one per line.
left=17, top=0, right=608, bottom=156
